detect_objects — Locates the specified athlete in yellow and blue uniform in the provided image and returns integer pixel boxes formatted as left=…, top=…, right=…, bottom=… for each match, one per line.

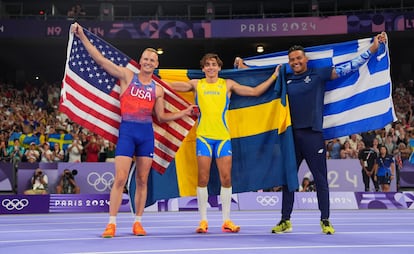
left=195, top=77, right=232, bottom=159
left=169, top=53, right=279, bottom=234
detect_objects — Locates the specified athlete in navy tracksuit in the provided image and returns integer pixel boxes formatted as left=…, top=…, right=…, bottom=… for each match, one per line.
left=271, top=32, right=387, bottom=234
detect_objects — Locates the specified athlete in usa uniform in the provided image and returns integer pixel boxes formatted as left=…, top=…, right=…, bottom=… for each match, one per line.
left=72, top=22, right=196, bottom=238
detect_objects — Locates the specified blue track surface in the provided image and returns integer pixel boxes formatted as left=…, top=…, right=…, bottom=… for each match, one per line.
left=1, top=210, right=413, bottom=254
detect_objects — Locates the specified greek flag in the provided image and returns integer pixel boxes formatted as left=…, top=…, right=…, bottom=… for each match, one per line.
left=243, top=37, right=396, bottom=139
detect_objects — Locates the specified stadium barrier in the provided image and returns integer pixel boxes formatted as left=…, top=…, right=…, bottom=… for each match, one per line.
left=1, top=191, right=413, bottom=214
left=1, top=160, right=414, bottom=214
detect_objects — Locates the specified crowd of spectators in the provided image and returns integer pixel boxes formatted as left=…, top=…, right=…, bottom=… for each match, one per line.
left=0, top=80, right=116, bottom=166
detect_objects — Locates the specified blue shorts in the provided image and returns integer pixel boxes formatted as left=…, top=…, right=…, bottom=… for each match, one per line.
left=377, top=175, right=391, bottom=185
left=115, top=121, right=154, bottom=158
left=196, top=137, right=232, bottom=158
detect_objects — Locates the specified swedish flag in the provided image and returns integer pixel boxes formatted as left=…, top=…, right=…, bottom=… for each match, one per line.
left=47, top=133, right=73, bottom=150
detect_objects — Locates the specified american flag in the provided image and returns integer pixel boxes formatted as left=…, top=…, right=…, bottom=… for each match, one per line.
left=60, top=26, right=196, bottom=174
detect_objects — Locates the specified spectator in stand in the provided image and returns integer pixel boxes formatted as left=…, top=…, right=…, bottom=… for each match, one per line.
left=46, top=125, right=57, bottom=138
left=355, top=140, right=365, bottom=158
left=40, top=142, right=53, bottom=162
left=374, top=146, right=395, bottom=192
left=327, top=138, right=341, bottom=159
left=97, top=136, right=107, bottom=162
left=376, top=129, right=387, bottom=145
left=0, top=140, right=10, bottom=162
left=24, top=142, right=40, bottom=163
left=358, top=141, right=379, bottom=192
left=7, top=139, right=25, bottom=169
left=79, top=131, right=89, bottom=161
left=396, top=125, right=408, bottom=146
left=397, top=142, right=411, bottom=162
left=105, top=142, right=116, bottom=162
left=70, top=122, right=82, bottom=136
left=361, top=130, right=377, bottom=149
left=67, top=135, right=83, bottom=162
left=383, top=133, right=396, bottom=156
left=372, top=138, right=380, bottom=155
left=387, top=127, right=399, bottom=144
left=340, top=140, right=357, bottom=159
left=52, top=143, right=65, bottom=162
left=33, top=94, right=46, bottom=109
left=84, top=135, right=101, bottom=162
left=36, top=125, right=47, bottom=145
left=348, top=134, right=361, bottom=152
left=63, top=119, right=74, bottom=133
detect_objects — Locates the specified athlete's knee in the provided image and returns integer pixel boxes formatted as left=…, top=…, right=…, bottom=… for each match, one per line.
left=220, top=175, right=231, bottom=187
left=135, top=175, right=148, bottom=187
left=198, top=174, right=210, bottom=186
left=113, top=175, right=128, bottom=189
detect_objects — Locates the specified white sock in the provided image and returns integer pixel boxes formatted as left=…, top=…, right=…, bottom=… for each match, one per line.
left=197, top=186, right=208, bottom=221
left=134, top=216, right=142, bottom=223
left=109, top=216, right=116, bottom=225
left=221, top=186, right=232, bottom=222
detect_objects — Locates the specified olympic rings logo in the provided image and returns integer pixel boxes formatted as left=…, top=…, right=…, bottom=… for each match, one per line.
left=87, top=172, right=114, bottom=192
left=256, top=195, right=279, bottom=206
left=2, top=198, right=29, bottom=210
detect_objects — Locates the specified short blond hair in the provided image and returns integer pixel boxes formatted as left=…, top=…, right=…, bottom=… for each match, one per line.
left=143, top=47, right=157, bottom=54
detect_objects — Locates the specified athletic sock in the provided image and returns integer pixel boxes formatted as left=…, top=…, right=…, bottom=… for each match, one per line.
left=220, top=186, right=232, bottom=222
left=197, top=186, right=208, bottom=221
left=109, top=216, right=116, bottom=225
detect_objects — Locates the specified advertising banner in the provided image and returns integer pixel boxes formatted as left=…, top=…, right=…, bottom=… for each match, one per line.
left=211, top=16, right=347, bottom=38
left=49, top=193, right=132, bottom=213
left=237, top=192, right=282, bottom=210
left=295, top=192, right=359, bottom=209
left=1, top=13, right=414, bottom=39
left=0, top=194, right=49, bottom=214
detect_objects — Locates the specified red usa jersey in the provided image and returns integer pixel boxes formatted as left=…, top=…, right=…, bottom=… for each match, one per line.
left=120, top=74, right=156, bottom=123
